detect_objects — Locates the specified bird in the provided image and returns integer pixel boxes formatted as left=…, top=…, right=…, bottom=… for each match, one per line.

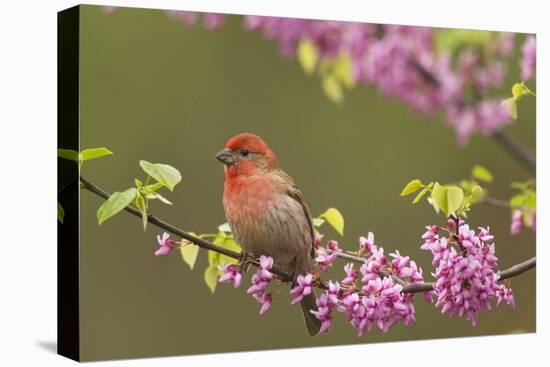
left=215, top=132, right=322, bottom=336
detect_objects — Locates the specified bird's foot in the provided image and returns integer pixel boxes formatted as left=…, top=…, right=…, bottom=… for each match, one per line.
left=237, top=251, right=256, bottom=273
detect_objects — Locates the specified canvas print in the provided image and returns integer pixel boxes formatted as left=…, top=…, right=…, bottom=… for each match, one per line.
left=57, top=5, right=536, bottom=362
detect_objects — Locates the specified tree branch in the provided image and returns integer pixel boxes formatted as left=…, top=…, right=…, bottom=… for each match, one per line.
left=78, top=175, right=536, bottom=294
left=493, top=130, right=536, bottom=174
left=481, top=196, right=514, bottom=209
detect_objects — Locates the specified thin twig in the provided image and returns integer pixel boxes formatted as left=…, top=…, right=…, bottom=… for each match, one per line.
left=499, top=257, right=536, bottom=280
left=481, top=196, right=514, bottom=209
left=79, top=175, right=536, bottom=294
left=493, top=130, right=536, bottom=174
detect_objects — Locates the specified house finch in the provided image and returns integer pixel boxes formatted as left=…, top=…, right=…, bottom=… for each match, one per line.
left=216, top=133, right=322, bottom=336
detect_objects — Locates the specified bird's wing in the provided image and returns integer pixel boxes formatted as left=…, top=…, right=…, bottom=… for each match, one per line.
left=278, top=171, right=316, bottom=259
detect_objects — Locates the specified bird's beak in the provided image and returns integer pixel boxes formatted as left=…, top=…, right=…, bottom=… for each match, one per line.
left=215, top=148, right=236, bottom=166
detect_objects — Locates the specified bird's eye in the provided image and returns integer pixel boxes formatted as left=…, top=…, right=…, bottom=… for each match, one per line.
left=240, top=150, right=250, bottom=158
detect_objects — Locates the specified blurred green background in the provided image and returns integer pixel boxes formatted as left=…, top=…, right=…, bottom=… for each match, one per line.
left=77, top=5, right=536, bottom=361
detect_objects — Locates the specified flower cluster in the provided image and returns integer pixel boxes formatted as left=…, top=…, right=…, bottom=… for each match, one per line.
left=219, top=263, right=243, bottom=288
left=315, top=239, right=341, bottom=272
left=247, top=255, right=275, bottom=315
left=421, top=223, right=514, bottom=325
left=308, top=233, right=423, bottom=335
left=290, top=274, right=313, bottom=305
left=105, top=9, right=520, bottom=143
left=339, top=277, right=416, bottom=335
left=310, top=281, right=339, bottom=334
left=240, top=17, right=514, bottom=144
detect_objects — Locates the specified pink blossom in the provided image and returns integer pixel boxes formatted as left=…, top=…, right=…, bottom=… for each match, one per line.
left=342, top=263, right=358, bottom=285
left=359, top=232, right=375, bottom=252
left=203, top=13, right=225, bottom=30
left=290, top=274, right=314, bottom=305
left=422, top=223, right=513, bottom=325
left=496, top=285, right=515, bottom=308
left=326, top=281, right=340, bottom=306
left=154, top=232, right=176, bottom=256
left=510, top=210, right=523, bottom=235
left=315, top=240, right=341, bottom=272
left=520, top=35, right=536, bottom=81
left=218, top=264, right=242, bottom=288
left=183, top=15, right=518, bottom=143
left=259, top=294, right=273, bottom=315
left=247, top=256, right=275, bottom=315
left=310, top=293, right=333, bottom=334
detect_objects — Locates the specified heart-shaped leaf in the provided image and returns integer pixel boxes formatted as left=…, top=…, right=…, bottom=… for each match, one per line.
left=139, top=160, right=182, bottom=191
left=320, top=208, right=344, bottom=236
left=97, top=187, right=138, bottom=225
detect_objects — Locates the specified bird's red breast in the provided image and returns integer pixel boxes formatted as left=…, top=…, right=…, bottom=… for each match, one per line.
left=218, top=133, right=314, bottom=273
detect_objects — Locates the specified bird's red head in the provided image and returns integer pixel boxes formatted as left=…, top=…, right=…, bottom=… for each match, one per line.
left=216, top=133, right=279, bottom=178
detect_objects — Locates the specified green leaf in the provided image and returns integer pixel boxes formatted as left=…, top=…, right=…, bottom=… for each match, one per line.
left=312, top=217, right=325, bottom=227
left=180, top=238, right=200, bottom=270
left=512, top=83, right=525, bottom=99
left=333, top=53, right=355, bottom=89
left=446, top=186, right=464, bottom=215
left=57, top=149, right=79, bottom=162
left=218, top=222, right=232, bottom=233
left=139, top=160, right=182, bottom=191
left=322, top=75, right=343, bottom=104
left=524, top=191, right=536, bottom=209
left=297, top=39, right=319, bottom=75
left=400, top=179, right=423, bottom=196
left=97, top=187, right=138, bottom=225
left=430, top=183, right=444, bottom=213
left=412, top=184, right=431, bottom=204
left=209, top=233, right=240, bottom=274
left=471, top=185, right=483, bottom=198
left=135, top=193, right=148, bottom=230
left=510, top=193, right=525, bottom=208
left=149, top=192, right=173, bottom=205
left=472, top=165, right=493, bottom=183
left=145, top=182, right=164, bottom=192
left=501, top=98, right=517, bottom=119
left=57, top=202, right=64, bottom=223
left=204, top=265, right=218, bottom=294
left=134, top=179, right=143, bottom=188
left=79, top=147, right=113, bottom=162
left=320, top=208, right=344, bottom=236
left=431, top=183, right=464, bottom=216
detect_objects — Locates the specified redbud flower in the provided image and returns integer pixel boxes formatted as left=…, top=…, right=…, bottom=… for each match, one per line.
left=496, top=285, right=515, bottom=308
left=342, top=263, right=358, bottom=285
left=315, top=240, right=341, bottom=272
left=219, top=264, right=242, bottom=288
left=521, top=35, right=536, bottom=81
left=423, top=223, right=512, bottom=326
left=154, top=232, right=176, bottom=256
left=326, top=281, right=340, bottom=306
left=359, top=232, right=375, bottom=252
left=510, top=210, right=523, bottom=235
left=290, top=274, right=313, bottom=305
left=203, top=13, right=225, bottom=30
left=247, top=256, right=275, bottom=315
left=310, top=293, right=333, bottom=334
left=259, top=294, right=273, bottom=315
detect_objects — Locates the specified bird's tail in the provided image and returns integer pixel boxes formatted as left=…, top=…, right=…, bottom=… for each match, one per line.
left=301, top=292, right=322, bottom=336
